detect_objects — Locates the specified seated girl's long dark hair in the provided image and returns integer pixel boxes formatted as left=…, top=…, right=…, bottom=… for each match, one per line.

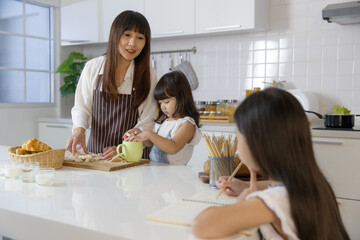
left=153, top=71, right=200, bottom=127
left=234, top=88, right=349, bottom=240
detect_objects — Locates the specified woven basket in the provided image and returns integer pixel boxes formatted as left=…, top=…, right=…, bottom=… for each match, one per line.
left=8, top=146, right=65, bottom=170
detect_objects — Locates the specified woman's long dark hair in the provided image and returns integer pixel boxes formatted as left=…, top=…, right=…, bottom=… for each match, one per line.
left=153, top=71, right=200, bottom=127
left=235, top=88, right=349, bottom=240
left=102, top=10, right=151, bottom=108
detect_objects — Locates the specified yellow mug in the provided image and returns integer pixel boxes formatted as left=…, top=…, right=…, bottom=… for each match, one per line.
left=116, top=141, right=143, bottom=162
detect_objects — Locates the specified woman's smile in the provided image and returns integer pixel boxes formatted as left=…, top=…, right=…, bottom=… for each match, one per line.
left=126, top=49, right=136, bottom=54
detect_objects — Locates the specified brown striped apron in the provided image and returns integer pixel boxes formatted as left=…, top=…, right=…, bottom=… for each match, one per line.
left=87, top=74, right=150, bottom=158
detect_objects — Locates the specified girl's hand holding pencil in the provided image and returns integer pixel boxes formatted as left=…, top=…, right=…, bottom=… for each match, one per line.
left=216, top=177, right=249, bottom=197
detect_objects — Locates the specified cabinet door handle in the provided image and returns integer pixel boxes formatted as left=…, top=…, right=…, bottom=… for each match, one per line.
left=312, top=140, right=343, bottom=145
left=153, top=30, right=184, bottom=36
left=46, top=125, right=69, bottom=129
left=206, top=25, right=241, bottom=31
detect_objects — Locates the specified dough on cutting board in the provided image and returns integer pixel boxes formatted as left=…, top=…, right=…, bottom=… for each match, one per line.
left=65, top=152, right=105, bottom=163
left=110, top=155, right=127, bottom=163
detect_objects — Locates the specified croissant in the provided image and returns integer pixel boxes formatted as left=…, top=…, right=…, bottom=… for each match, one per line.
left=21, top=138, right=52, bottom=152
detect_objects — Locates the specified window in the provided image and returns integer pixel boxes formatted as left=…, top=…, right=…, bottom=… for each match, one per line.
left=0, top=0, right=54, bottom=103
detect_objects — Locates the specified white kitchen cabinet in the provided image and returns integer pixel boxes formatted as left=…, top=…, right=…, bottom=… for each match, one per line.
left=337, top=198, right=360, bottom=239
left=61, top=0, right=144, bottom=45
left=312, top=136, right=360, bottom=239
left=312, top=137, right=360, bottom=200
left=195, top=0, right=269, bottom=35
left=39, top=122, right=73, bottom=149
left=60, top=0, right=99, bottom=45
left=99, top=0, right=144, bottom=42
left=144, top=0, right=195, bottom=38
left=38, top=121, right=90, bottom=149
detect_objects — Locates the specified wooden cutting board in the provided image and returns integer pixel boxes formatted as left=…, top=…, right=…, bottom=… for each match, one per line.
left=63, top=159, right=150, bottom=171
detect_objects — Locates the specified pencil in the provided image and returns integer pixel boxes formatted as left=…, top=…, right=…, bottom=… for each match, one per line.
left=216, top=161, right=243, bottom=199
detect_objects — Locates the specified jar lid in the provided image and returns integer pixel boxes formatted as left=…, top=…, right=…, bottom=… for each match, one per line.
left=227, top=99, right=238, bottom=103
left=195, top=101, right=206, bottom=104
left=218, top=99, right=228, bottom=103
left=206, top=101, right=217, bottom=104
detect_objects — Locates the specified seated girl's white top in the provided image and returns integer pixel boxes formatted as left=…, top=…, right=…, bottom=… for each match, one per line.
left=154, top=117, right=202, bottom=165
left=246, top=185, right=299, bottom=240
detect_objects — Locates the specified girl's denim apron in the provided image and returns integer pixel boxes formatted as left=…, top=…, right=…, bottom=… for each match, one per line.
left=149, top=131, right=171, bottom=163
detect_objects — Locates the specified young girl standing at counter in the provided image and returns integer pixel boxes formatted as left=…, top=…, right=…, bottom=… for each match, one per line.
left=125, top=71, right=201, bottom=165
left=192, top=88, right=349, bottom=240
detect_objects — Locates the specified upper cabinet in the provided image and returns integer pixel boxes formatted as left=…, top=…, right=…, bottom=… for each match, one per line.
left=60, top=0, right=144, bottom=45
left=144, top=0, right=195, bottom=38
left=100, top=0, right=144, bottom=42
left=60, top=0, right=269, bottom=45
left=61, top=0, right=99, bottom=45
left=195, top=0, right=269, bottom=35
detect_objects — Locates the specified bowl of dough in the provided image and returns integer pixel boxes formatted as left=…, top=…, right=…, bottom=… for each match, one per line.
left=8, top=138, right=65, bottom=169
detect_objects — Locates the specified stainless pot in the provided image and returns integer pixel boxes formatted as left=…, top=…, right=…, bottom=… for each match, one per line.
left=305, top=110, right=360, bottom=128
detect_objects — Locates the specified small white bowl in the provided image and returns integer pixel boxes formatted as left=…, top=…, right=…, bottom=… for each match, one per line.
left=35, top=168, right=55, bottom=186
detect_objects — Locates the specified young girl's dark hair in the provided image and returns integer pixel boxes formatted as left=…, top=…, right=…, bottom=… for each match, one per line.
left=235, top=88, right=349, bottom=240
left=153, top=71, right=200, bottom=127
left=103, top=10, right=151, bottom=108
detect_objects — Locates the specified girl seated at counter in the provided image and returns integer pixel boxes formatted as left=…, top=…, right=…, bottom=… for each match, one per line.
left=124, top=71, right=201, bottom=165
left=192, top=88, right=349, bottom=240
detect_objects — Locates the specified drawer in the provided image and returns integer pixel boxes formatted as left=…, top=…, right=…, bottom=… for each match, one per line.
left=39, top=123, right=73, bottom=149
left=337, top=198, right=360, bottom=239
left=313, top=137, right=360, bottom=200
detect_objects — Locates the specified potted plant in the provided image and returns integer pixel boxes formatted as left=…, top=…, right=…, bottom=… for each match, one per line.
left=57, top=52, right=88, bottom=97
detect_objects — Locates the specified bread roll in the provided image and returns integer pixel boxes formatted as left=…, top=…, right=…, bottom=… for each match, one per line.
left=21, top=138, right=52, bottom=152
left=16, top=148, right=32, bottom=155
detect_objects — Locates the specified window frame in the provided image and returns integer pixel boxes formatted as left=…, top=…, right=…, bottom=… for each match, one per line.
left=0, top=0, right=57, bottom=107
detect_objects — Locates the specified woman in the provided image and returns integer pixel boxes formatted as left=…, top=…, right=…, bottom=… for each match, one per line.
left=66, top=11, right=157, bottom=160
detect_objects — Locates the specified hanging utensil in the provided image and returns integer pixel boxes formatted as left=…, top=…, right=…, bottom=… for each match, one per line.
left=172, top=51, right=199, bottom=90
left=151, top=54, right=157, bottom=71
left=168, top=53, right=174, bottom=71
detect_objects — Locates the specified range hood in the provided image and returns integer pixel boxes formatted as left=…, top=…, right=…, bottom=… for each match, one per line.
left=322, top=1, right=360, bottom=25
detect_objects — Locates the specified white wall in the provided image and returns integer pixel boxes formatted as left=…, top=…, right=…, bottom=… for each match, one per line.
left=80, top=0, right=360, bottom=126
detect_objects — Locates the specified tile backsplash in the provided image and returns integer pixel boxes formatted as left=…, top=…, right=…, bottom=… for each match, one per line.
left=83, top=0, right=360, bottom=118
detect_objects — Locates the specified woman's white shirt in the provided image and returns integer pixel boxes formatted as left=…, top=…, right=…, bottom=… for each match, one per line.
left=71, top=55, right=158, bottom=132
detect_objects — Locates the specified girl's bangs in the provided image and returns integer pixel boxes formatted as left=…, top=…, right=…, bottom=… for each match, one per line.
left=154, top=88, right=172, bottom=101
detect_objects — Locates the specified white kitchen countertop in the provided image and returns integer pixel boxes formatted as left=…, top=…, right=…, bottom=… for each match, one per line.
left=39, top=118, right=360, bottom=139
left=0, top=146, right=256, bottom=240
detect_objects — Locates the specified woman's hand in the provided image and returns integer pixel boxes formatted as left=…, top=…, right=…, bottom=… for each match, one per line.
left=66, top=127, right=88, bottom=155
left=237, top=168, right=257, bottom=202
left=103, top=146, right=117, bottom=160
left=216, top=176, right=250, bottom=197
left=123, top=128, right=142, bottom=141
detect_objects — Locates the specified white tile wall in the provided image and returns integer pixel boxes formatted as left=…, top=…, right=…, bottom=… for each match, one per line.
left=83, top=0, right=360, bottom=118
left=150, top=0, right=359, bottom=116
